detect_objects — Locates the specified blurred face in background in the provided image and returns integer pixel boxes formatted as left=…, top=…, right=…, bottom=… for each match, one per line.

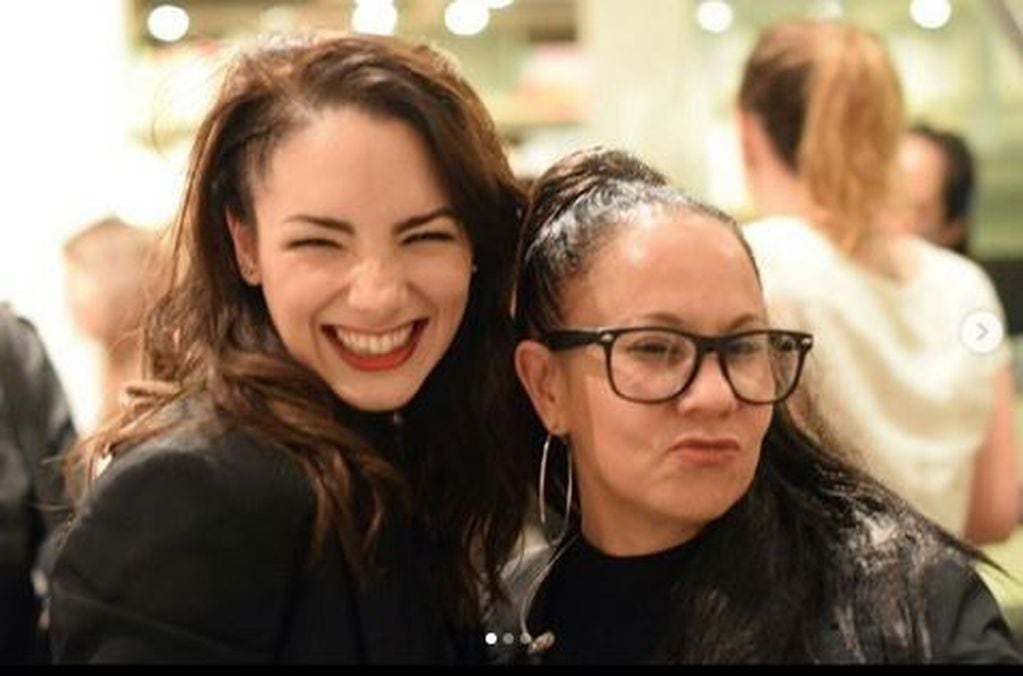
left=898, top=132, right=951, bottom=243
left=229, top=106, right=474, bottom=412
left=65, top=229, right=150, bottom=346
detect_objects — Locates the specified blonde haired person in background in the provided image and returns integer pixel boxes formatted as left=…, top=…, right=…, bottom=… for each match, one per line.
left=63, top=217, right=155, bottom=427
left=737, top=20, right=1018, bottom=544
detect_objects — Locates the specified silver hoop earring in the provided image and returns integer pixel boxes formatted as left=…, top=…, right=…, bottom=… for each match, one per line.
left=538, top=434, right=552, bottom=528
left=537, top=433, right=574, bottom=544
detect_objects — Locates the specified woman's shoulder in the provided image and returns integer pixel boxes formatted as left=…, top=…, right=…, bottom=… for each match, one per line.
left=83, top=405, right=315, bottom=532
left=740, top=216, right=841, bottom=303
left=742, top=216, right=833, bottom=261
left=51, top=407, right=321, bottom=662
left=483, top=535, right=555, bottom=664
left=819, top=502, right=966, bottom=625
left=911, top=237, right=1003, bottom=304
left=834, top=503, right=964, bottom=574
left=823, top=505, right=1022, bottom=662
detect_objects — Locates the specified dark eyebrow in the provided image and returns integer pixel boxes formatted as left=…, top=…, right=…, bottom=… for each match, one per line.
left=638, top=312, right=766, bottom=332
left=283, top=207, right=457, bottom=235
left=283, top=214, right=353, bottom=233
left=723, top=313, right=767, bottom=332
left=394, top=207, right=458, bottom=235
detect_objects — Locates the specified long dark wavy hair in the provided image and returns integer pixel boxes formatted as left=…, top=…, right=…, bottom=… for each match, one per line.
left=514, top=147, right=983, bottom=662
left=67, top=34, right=532, bottom=625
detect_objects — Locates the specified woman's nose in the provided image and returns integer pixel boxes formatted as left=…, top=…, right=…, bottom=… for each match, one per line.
left=675, top=353, right=739, bottom=414
left=345, top=256, right=407, bottom=319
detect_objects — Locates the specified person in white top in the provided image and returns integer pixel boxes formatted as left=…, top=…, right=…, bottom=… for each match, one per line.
left=735, top=19, right=1018, bottom=543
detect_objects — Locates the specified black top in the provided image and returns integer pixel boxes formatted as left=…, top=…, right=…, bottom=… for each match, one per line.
left=490, top=524, right=1023, bottom=664
left=527, top=535, right=696, bottom=665
left=49, top=407, right=478, bottom=664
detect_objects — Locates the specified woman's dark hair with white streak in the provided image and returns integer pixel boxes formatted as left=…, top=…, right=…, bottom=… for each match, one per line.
left=506, top=147, right=1017, bottom=663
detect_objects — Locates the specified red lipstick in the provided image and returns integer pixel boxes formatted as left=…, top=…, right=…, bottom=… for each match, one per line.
left=326, top=320, right=425, bottom=372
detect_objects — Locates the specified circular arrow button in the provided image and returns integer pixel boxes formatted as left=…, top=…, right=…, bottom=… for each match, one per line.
left=959, top=310, right=1005, bottom=355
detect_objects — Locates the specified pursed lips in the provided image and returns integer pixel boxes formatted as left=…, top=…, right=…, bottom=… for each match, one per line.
left=669, top=436, right=741, bottom=453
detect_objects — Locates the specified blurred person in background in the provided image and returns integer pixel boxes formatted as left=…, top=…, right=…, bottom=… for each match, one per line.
left=899, top=128, right=1023, bottom=526
left=63, top=217, right=155, bottom=428
left=897, top=123, right=975, bottom=257
left=0, top=304, right=77, bottom=663
left=737, top=20, right=1018, bottom=545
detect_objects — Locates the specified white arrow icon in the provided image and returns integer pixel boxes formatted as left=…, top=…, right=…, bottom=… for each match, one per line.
left=959, top=311, right=1004, bottom=355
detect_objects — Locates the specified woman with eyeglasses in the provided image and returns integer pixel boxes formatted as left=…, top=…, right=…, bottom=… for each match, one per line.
left=487, top=147, right=1021, bottom=664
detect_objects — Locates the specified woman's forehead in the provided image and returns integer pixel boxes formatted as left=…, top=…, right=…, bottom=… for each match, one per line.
left=564, top=213, right=765, bottom=327
left=603, top=211, right=748, bottom=272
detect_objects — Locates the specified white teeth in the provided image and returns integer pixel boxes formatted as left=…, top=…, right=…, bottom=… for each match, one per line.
left=333, top=324, right=415, bottom=356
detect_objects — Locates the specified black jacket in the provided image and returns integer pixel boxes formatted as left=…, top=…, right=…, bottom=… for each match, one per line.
left=487, top=533, right=1023, bottom=664
left=49, top=412, right=479, bottom=664
left=0, top=305, right=76, bottom=663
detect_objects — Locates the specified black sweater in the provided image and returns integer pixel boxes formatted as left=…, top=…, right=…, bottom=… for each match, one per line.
left=490, top=527, right=1023, bottom=664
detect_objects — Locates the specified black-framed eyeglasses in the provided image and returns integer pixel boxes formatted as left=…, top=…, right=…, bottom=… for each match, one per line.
left=542, top=326, right=813, bottom=405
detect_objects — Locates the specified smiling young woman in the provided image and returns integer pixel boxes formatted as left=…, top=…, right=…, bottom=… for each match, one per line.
left=226, top=108, right=476, bottom=412
left=49, top=34, right=531, bottom=664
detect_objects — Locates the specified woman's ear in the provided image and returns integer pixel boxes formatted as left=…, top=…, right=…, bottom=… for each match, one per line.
left=226, top=211, right=261, bottom=285
left=515, top=339, right=568, bottom=436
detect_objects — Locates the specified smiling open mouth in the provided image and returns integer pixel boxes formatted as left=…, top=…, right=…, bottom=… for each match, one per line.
left=326, top=320, right=426, bottom=371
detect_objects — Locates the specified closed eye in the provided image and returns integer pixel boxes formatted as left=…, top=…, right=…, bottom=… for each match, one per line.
left=402, top=230, right=457, bottom=245
left=624, top=341, right=687, bottom=363
left=723, top=337, right=766, bottom=356
left=628, top=342, right=675, bottom=355
left=288, top=238, right=342, bottom=250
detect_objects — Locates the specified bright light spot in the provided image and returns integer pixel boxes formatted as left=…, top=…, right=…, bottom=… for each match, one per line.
left=352, top=0, right=398, bottom=36
left=260, top=5, right=298, bottom=33
left=445, top=0, right=490, bottom=36
left=810, top=0, right=843, bottom=19
left=696, top=0, right=734, bottom=34
left=910, top=0, right=952, bottom=29
left=484, top=632, right=498, bottom=646
left=147, top=4, right=190, bottom=43
left=487, top=0, right=514, bottom=8
left=114, top=145, right=187, bottom=229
